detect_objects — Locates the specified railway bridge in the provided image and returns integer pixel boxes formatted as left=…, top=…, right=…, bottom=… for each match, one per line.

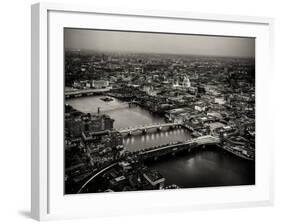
left=135, top=135, right=221, bottom=160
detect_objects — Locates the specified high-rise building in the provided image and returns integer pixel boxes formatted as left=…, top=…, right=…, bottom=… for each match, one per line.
left=65, top=117, right=83, bottom=138
left=85, top=114, right=114, bottom=133
left=103, top=115, right=114, bottom=130
left=66, top=114, right=114, bottom=138
left=182, top=75, right=191, bottom=88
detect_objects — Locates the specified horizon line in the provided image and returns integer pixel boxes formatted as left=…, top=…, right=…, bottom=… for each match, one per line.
left=65, top=48, right=255, bottom=59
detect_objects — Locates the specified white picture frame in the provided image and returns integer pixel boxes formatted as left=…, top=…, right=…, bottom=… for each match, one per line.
left=31, top=2, right=274, bottom=221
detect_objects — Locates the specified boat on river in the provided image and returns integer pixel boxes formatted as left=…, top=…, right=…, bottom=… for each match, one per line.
left=100, top=96, right=114, bottom=102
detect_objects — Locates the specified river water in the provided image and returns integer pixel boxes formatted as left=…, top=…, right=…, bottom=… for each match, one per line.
left=66, top=96, right=255, bottom=188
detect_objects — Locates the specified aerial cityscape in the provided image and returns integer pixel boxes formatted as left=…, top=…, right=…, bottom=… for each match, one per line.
left=64, top=29, right=255, bottom=194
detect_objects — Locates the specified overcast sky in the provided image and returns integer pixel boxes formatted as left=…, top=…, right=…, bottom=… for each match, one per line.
left=64, top=28, right=255, bottom=58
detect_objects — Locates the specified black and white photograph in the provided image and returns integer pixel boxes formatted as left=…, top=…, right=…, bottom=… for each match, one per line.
left=64, top=28, right=255, bottom=194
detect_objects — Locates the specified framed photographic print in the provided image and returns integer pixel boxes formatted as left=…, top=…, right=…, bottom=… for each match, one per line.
left=31, top=2, right=274, bottom=221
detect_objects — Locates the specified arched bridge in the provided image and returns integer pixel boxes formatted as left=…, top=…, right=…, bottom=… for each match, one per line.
left=117, top=122, right=183, bottom=135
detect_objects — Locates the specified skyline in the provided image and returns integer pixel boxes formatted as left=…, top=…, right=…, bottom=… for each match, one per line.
left=64, top=28, right=255, bottom=58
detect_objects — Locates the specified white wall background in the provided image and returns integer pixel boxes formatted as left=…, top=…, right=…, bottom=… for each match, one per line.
left=0, top=0, right=279, bottom=223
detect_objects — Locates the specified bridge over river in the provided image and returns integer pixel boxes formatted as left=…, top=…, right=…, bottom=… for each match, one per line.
left=65, top=88, right=110, bottom=98
left=130, top=135, right=221, bottom=160
left=117, top=122, right=187, bottom=135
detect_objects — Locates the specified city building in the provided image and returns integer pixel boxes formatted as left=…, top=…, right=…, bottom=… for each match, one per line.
left=92, top=80, right=109, bottom=89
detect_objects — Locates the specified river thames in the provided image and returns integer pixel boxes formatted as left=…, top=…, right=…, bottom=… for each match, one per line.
left=66, top=96, right=255, bottom=188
